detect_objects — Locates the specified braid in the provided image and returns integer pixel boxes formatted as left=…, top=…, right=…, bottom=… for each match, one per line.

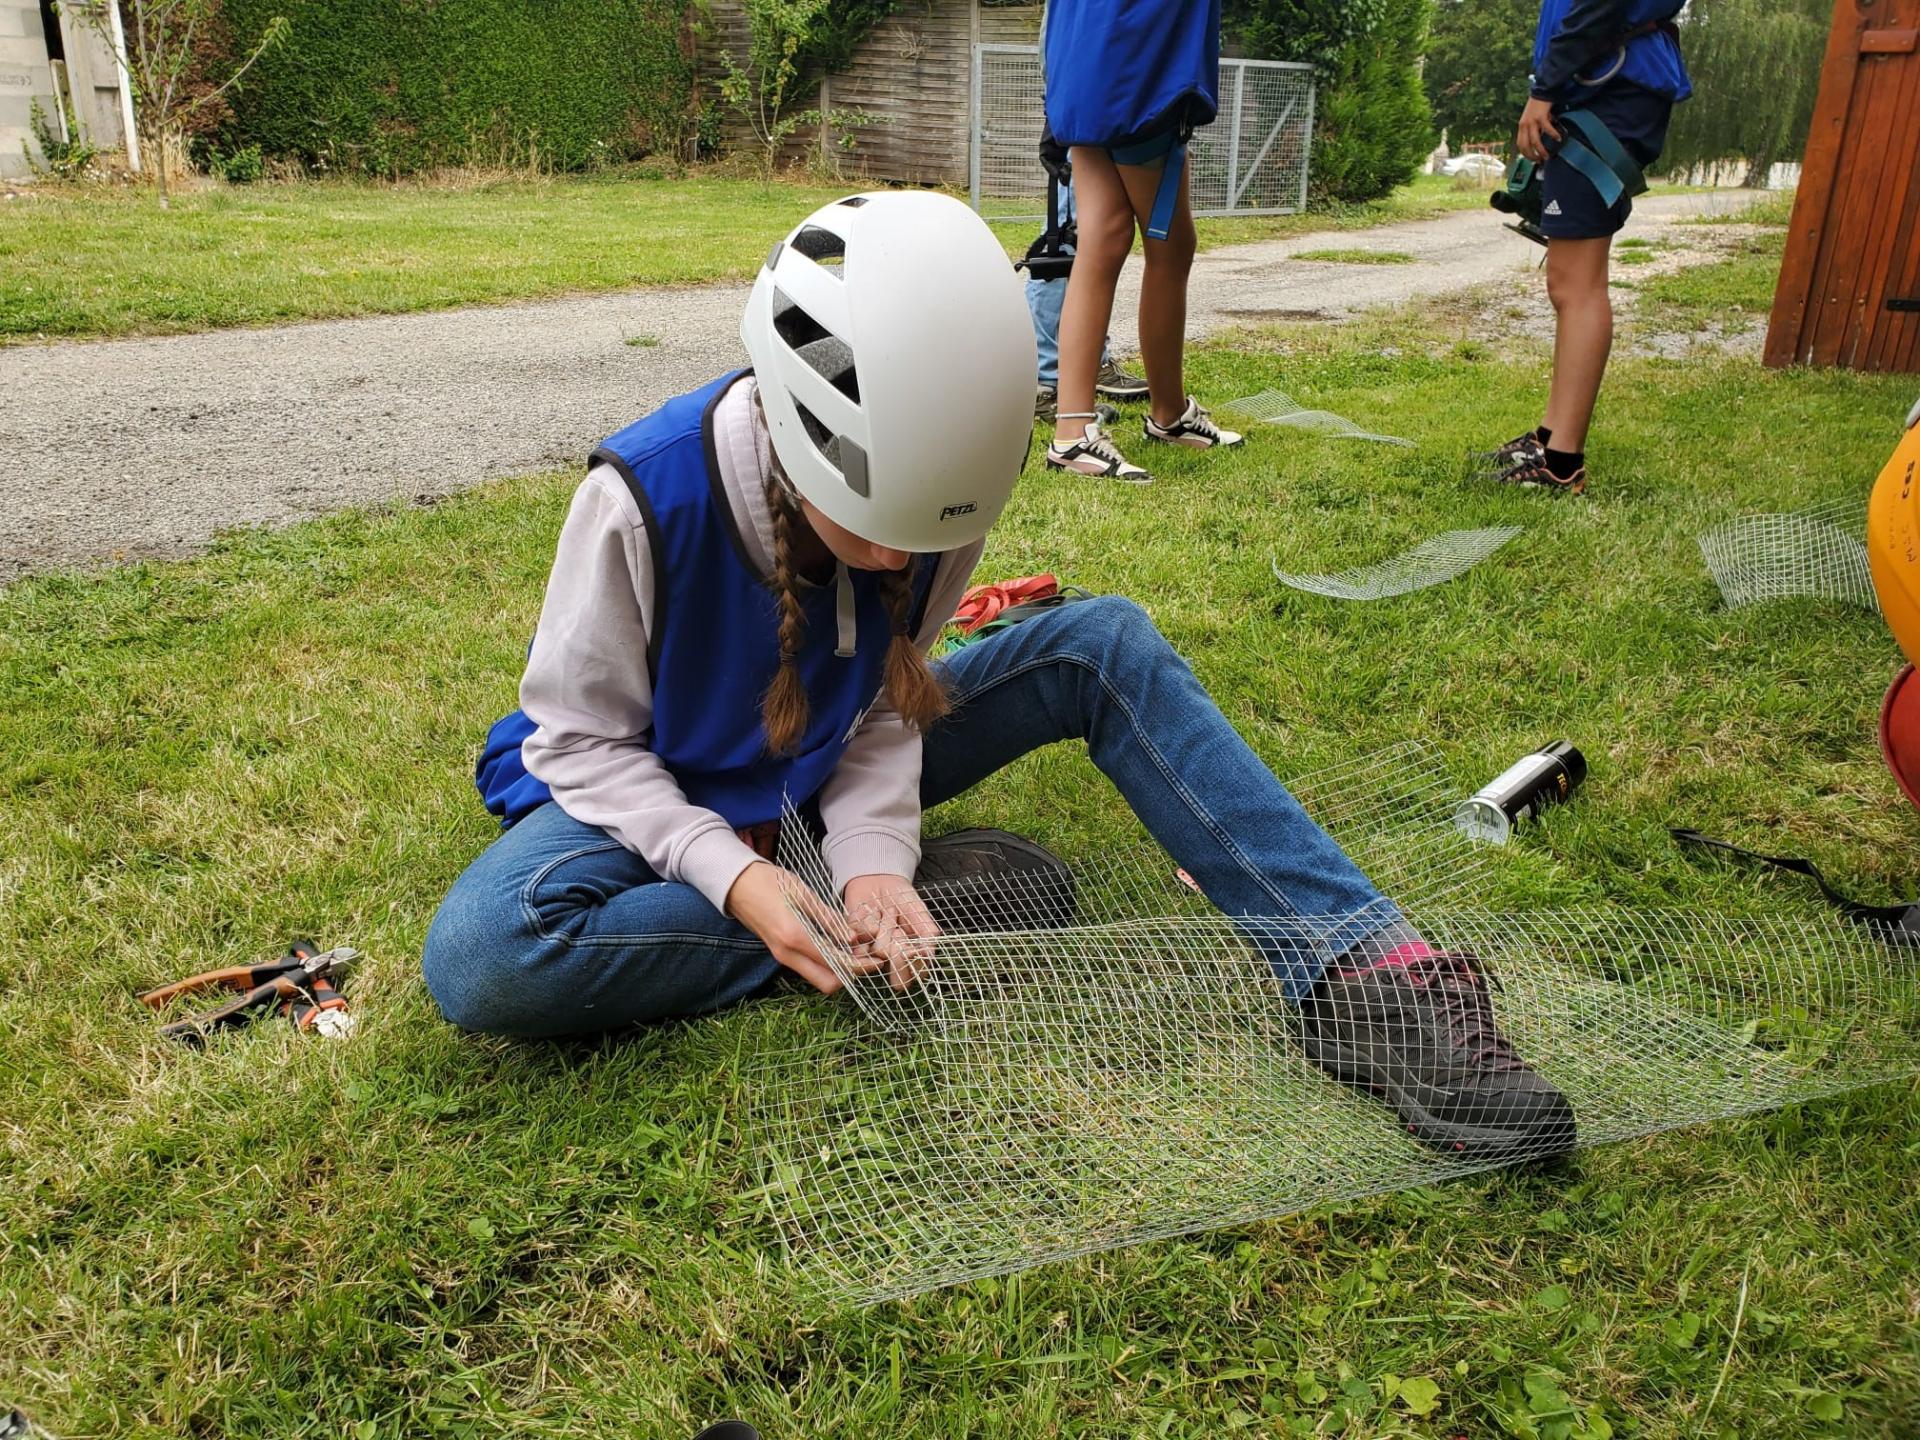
left=762, top=469, right=811, bottom=757
left=880, top=561, right=951, bottom=733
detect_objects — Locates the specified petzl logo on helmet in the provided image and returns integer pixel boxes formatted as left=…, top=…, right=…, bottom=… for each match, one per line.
left=940, top=502, right=978, bottom=521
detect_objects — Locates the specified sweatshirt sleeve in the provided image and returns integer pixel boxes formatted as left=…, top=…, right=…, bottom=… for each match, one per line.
left=1533, top=0, right=1630, bottom=99
left=519, top=465, right=763, bottom=914
left=816, top=539, right=987, bottom=895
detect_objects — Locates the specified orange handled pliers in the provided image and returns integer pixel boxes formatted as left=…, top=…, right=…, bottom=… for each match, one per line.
left=137, top=939, right=357, bottom=1047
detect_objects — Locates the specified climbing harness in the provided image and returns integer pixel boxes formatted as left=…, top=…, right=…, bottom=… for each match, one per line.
left=1490, top=109, right=1647, bottom=246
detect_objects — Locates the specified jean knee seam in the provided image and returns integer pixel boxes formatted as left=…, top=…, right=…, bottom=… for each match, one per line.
left=945, top=647, right=1302, bottom=918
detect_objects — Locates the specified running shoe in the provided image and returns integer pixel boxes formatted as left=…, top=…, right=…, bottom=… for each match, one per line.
left=1046, top=423, right=1153, bottom=484
left=1144, top=396, right=1244, bottom=450
left=1466, top=430, right=1546, bottom=480
left=1492, top=448, right=1587, bottom=496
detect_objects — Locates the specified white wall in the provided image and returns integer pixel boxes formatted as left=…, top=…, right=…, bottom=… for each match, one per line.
left=0, top=0, right=56, bottom=180
left=59, top=0, right=129, bottom=153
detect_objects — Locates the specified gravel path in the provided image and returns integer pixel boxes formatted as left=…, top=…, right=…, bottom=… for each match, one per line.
left=0, top=189, right=1757, bottom=586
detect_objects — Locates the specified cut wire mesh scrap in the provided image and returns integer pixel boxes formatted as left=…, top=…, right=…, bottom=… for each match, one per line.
left=1271, top=527, right=1524, bottom=600
left=726, top=743, right=1920, bottom=1307
left=1223, top=389, right=1415, bottom=447
left=1697, top=495, right=1876, bottom=610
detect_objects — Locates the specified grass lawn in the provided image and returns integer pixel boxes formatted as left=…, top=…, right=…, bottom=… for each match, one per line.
left=0, top=171, right=1503, bottom=344
left=4, top=241, right=1918, bottom=1438
left=0, top=170, right=857, bottom=342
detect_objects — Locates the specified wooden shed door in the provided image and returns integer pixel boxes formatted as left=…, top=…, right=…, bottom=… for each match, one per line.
left=1765, top=0, right=1920, bottom=372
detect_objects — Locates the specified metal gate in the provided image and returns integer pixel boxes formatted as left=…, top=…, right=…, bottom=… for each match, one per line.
left=969, top=45, right=1314, bottom=223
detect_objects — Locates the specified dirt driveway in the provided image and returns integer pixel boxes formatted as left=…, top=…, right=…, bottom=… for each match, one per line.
left=0, top=189, right=1757, bottom=586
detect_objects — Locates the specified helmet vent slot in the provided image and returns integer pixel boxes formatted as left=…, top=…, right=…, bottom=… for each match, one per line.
left=790, top=225, right=846, bottom=269
left=772, top=287, right=833, bottom=353
left=793, top=399, right=843, bottom=471
left=796, top=336, right=860, bottom=404
left=836, top=195, right=868, bottom=208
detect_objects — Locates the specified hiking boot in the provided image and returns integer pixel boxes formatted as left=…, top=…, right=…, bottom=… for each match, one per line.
left=913, top=829, right=1077, bottom=932
left=1095, top=358, right=1151, bottom=400
left=1046, top=422, right=1153, bottom=484
left=1300, top=950, right=1577, bottom=1160
left=1491, top=446, right=1587, bottom=496
left=1144, top=396, right=1244, bottom=450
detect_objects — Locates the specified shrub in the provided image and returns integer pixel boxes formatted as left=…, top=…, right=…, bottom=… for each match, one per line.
left=217, top=142, right=266, bottom=183
left=211, top=0, right=697, bottom=176
left=25, top=97, right=100, bottom=182
left=1226, top=0, right=1437, bottom=206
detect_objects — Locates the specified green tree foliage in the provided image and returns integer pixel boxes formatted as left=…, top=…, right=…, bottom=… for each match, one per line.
left=1221, top=0, right=1368, bottom=71
left=1226, top=0, right=1436, bottom=204
left=211, top=0, right=695, bottom=175
left=1423, top=0, right=1536, bottom=147
left=717, top=0, right=880, bottom=184
left=1662, top=0, right=1829, bottom=185
left=795, top=0, right=899, bottom=77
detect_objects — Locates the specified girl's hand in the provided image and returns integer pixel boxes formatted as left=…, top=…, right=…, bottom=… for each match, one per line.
left=843, top=873, right=941, bottom=991
left=725, top=861, right=858, bottom=995
left=1516, top=97, right=1561, bottom=164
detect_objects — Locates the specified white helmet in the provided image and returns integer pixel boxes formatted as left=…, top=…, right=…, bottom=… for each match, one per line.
left=740, top=191, right=1038, bottom=553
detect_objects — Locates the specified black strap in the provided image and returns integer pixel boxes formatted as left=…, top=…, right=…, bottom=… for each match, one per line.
left=1018, top=125, right=1078, bottom=281
left=1670, top=828, right=1920, bottom=948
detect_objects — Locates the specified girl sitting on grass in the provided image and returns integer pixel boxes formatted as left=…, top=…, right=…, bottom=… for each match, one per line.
left=423, top=192, right=1573, bottom=1162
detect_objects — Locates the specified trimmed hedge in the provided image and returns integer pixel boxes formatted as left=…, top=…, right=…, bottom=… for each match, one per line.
left=1225, top=0, right=1436, bottom=205
left=213, top=0, right=696, bottom=175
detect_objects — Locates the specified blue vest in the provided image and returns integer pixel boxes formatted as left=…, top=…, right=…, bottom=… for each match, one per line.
left=1042, top=0, right=1220, bottom=149
left=475, top=372, right=935, bottom=831
left=1533, top=0, right=1691, bottom=103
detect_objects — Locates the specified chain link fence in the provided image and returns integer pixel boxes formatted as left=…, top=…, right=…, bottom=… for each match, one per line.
left=969, top=45, right=1315, bottom=223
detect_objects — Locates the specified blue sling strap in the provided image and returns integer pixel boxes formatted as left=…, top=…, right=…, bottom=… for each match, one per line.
left=1555, top=109, right=1647, bottom=209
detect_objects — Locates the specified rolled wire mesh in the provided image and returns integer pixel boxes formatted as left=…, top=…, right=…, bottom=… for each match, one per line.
left=1271, top=527, right=1525, bottom=601
left=1697, top=495, right=1876, bottom=610
left=1223, top=389, right=1415, bottom=447
left=972, top=48, right=1314, bottom=221
left=731, top=744, right=1920, bottom=1304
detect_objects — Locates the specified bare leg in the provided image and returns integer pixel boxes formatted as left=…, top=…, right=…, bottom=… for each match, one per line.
left=1539, top=236, right=1613, bottom=453
left=1053, top=148, right=1137, bottom=447
left=1112, top=160, right=1198, bottom=430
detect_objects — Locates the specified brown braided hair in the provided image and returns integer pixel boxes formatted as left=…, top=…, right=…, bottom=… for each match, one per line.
left=759, top=463, right=950, bottom=757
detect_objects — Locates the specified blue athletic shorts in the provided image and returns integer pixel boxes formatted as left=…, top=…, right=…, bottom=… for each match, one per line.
left=1539, top=81, right=1671, bottom=241
left=1109, top=129, right=1178, bottom=168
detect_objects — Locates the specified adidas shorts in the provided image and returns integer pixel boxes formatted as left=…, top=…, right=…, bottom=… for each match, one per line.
left=1537, top=84, right=1670, bottom=242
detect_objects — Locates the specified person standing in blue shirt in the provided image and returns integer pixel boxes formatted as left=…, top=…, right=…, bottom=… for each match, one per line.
left=1040, top=0, right=1246, bottom=485
left=1481, top=0, right=1690, bottom=496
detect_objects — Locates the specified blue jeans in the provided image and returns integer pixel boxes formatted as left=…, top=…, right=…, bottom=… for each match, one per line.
left=424, top=597, right=1400, bottom=1037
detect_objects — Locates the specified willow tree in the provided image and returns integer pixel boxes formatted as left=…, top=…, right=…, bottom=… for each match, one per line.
left=1664, top=0, right=1830, bottom=188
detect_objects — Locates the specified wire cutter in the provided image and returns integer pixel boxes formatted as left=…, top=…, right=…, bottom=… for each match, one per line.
left=137, top=939, right=358, bottom=1047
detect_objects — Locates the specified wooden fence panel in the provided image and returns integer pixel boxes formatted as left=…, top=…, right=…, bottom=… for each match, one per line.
left=1766, top=0, right=1920, bottom=372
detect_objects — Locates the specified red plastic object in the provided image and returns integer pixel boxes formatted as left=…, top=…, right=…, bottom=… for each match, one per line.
left=1881, top=663, right=1920, bottom=815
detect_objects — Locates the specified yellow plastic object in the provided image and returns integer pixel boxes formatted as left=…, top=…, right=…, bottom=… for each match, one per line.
left=1868, top=404, right=1920, bottom=669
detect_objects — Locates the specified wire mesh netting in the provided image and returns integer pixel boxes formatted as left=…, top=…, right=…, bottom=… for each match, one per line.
left=1271, top=528, right=1525, bottom=601
left=1697, top=496, right=1876, bottom=611
left=732, top=745, right=1920, bottom=1305
left=972, top=47, right=1314, bottom=222
left=1223, top=389, right=1415, bottom=447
